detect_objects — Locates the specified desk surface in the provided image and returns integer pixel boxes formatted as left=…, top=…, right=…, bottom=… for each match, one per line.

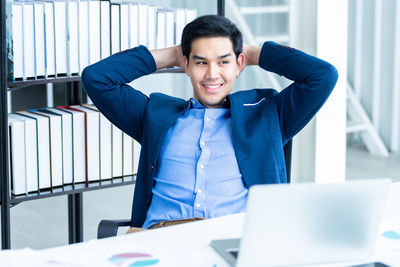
left=1, top=182, right=400, bottom=267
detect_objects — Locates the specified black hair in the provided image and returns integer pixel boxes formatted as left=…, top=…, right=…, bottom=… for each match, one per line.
left=181, top=15, right=243, bottom=60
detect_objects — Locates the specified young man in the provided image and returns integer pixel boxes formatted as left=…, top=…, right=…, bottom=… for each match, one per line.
left=82, top=15, right=338, bottom=229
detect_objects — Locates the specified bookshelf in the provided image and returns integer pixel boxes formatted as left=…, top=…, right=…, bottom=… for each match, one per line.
left=1, top=0, right=225, bottom=250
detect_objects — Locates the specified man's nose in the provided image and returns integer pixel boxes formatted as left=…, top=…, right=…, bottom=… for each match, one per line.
left=206, top=63, right=220, bottom=78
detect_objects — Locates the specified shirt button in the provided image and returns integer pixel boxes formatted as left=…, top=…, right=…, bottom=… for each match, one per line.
left=197, top=189, right=202, bottom=194
left=206, top=117, right=211, bottom=122
left=200, top=140, right=206, bottom=146
left=195, top=203, right=201, bottom=208
left=199, top=164, right=204, bottom=168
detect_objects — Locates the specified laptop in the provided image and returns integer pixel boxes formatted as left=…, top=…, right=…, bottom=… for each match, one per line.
left=211, top=179, right=391, bottom=267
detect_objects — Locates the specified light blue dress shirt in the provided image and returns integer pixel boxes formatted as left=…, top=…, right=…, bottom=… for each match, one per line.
left=142, top=98, right=248, bottom=228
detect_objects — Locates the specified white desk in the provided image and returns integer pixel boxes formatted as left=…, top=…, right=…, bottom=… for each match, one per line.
left=1, top=182, right=400, bottom=267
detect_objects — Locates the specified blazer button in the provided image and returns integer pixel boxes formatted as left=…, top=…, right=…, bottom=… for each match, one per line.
left=149, top=164, right=154, bottom=171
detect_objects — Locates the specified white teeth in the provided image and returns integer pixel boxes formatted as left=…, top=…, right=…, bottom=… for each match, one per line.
left=204, top=84, right=221, bottom=89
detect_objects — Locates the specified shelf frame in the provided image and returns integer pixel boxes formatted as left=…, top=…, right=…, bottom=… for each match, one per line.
left=1, top=0, right=11, bottom=250
left=8, top=176, right=135, bottom=205
left=1, top=0, right=225, bottom=250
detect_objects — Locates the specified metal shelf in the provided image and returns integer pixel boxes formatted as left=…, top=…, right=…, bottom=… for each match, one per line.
left=8, top=176, right=136, bottom=205
left=8, top=76, right=81, bottom=91
left=1, top=0, right=225, bottom=250
left=7, top=68, right=185, bottom=91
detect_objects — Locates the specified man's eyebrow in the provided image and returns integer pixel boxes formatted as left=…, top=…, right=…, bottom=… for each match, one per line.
left=218, top=53, right=233, bottom=59
left=192, top=53, right=233, bottom=60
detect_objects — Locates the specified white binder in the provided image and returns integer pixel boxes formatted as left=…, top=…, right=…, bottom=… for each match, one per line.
left=100, top=0, right=111, bottom=59
left=17, top=111, right=51, bottom=190
left=8, top=113, right=39, bottom=193
left=34, top=2, right=46, bottom=77
left=89, top=0, right=101, bottom=64
left=11, top=2, right=24, bottom=79
left=79, top=0, right=89, bottom=72
left=30, top=109, right=63, bottom=188
left=8, top=116, right=27, bottom=195
left=57, top=107, right=86, bottom=184
left=46, top=107, right=73, bottom=185
left=44, top=1, right=56, bottom=76
left=111, top=3, right=120, bottom=54
left=54, top=0, right=68, bottom=75
left=120, top=3, right=129, bottom=51
left=138, top=3, right=147, bottom=46
left=23, top=2, right=35, bottom=78
left=156, top=9, right=166, bottom=49
left=71, top=105, right=100, bottom=182
left=83, top=104, right=112, bottom=180
left=68, top=0, right=80, bottom=74
left=147, top=5, right=156, bottom=50
left=174, top=8, right=186, bottom=45
left=129, top=3, right=138, bottom=48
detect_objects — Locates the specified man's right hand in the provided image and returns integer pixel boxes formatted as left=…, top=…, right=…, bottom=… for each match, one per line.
left=150, top=45, right=185, bottom=70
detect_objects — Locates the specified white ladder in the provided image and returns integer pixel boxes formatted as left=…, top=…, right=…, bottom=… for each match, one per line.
left=226, top=0, right=291, bottom=89
left=347, top=82, right=389, bottom=157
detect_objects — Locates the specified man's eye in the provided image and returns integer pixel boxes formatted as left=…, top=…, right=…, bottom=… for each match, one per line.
left=196, top=61, right=207, bottom=65
left=220, top=61, right=229, bottom=64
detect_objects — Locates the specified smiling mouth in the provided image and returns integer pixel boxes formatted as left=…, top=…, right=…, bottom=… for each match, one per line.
left=202, top=83, right=224, bottom=92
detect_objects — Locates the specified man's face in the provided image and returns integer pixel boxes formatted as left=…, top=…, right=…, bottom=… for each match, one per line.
left=184, top=37, right=244, bottom=108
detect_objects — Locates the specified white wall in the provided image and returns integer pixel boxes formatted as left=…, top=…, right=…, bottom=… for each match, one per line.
left=291, top=0, right=347, bottom=183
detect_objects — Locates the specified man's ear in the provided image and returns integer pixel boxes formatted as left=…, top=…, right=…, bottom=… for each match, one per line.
left=236, top=53, right=245, bottom=76
left=184, top=56, right=190, bottom=77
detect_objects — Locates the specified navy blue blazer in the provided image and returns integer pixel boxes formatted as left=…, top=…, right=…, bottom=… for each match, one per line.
left=82, top=42, right=338, bottom=227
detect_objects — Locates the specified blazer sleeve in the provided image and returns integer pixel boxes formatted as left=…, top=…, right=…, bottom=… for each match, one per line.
left=81, top=45, right=157, bottom=143
left=259, top=42, right=338, bottom=144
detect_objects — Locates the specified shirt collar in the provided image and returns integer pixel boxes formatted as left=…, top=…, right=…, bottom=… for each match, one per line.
left=185, top=98, right=231, bottom=111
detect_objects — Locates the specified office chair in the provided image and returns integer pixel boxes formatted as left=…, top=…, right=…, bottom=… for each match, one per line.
left=97, top=139, right=293, bottom=239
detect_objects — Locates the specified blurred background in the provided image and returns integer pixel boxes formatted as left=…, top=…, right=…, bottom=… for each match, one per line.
left=3, top=0, right=400, bottom=249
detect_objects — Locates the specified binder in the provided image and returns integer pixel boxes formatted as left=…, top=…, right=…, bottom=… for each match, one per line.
left=46, top=107, right=73, bottom=185
left=57, top=106, right=86, bottom=184
left=8, top=113, right=39, bottom=193
left=122, top=133, right=133, bottom=176
left=23, top=1, right=36, bottom=78
left=89, top=0, right=101, bottom=64
left=29, top=109, right=63, bottom=188
left=34, top=2, right=46, bottom=77
left=71, top=105, right=100, bottom=182
left=8, top=116, right=27, bottom=195
left=17, top=111, right=51, bottom=190
left=147, top=5, right=156, bottom=50
left=138, top=3, right=147, bottom=46
left=100, top=0, right=111, bottom=59
left=129, top=3, right=138, bottom=48
left=165, top=10, right=174, bottom=47
left=120, top=3, right=129, bottom=51
left=112, top=124, right=123, bottom=178
left=110, top=3, right=120, bottom=54
left=68, top=0, right=80, bottom=74
left=44, top=1, right=56, bottom=76
left=54, top=0, right=68, bottom=75
left=156, top=9, right=166, bottom=49
left=79, top=0, right=90, bottom=72
left=10, top=2, right=24, bottom=80
left=185, top=9, right=197, bottom=24
left=133, top=140, right=140, bottom=175
left=83, top=104, right=112, bottom=180
left=174, top=8, right=186, bottom=45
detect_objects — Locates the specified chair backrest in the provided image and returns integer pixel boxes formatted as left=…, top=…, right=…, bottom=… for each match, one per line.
left=283, top=139, right=293, bottom=183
